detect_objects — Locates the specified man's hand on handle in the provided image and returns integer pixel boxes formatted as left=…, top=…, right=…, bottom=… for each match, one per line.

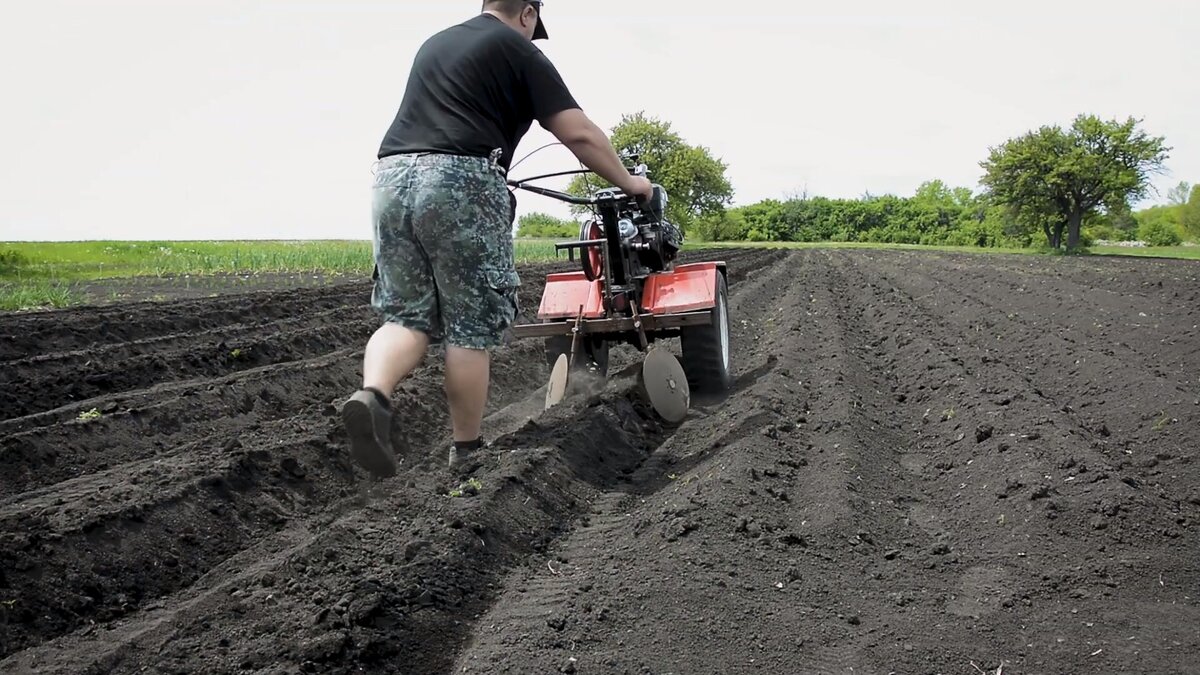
left=543, top=109, right=656, bottom=203
left=622, top=176, right=654, bottom=204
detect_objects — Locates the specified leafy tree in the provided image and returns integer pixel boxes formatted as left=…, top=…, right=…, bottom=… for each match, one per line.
left=980, top=115, right=1170, bottom=250
left=566, top=112, right=733, bottom=233
left=1101, top=200, right=1139, bottom=236
left=516, top=212, right=577, bottom=238
left=1167, top=181, right=1192, bottom=206
left=1181, top=185, right=1200, bottom=241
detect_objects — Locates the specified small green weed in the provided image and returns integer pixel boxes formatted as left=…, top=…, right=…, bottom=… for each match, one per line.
left=78, top=408, right=101, bottom=421
left=449, top=478, right=483, bottom=498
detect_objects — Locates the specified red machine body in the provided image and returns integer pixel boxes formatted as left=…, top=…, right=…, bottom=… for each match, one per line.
left=537, top=262, right=725, bottom=320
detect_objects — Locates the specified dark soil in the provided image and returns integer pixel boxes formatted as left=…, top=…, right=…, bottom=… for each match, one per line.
left=1, top=248, right=1196, bottom=675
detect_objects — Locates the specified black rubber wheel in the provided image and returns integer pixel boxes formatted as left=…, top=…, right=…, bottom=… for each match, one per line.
left=545, top=334, right=610, bottom=376
left=680, top=272, right=733, bottom=393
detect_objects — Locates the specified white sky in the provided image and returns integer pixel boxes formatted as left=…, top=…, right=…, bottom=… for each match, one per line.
left=0, top=0, right=1195, bottom=241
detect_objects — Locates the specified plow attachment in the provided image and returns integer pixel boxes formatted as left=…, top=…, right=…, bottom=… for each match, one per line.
left=511, top=262, right=730, bottom=423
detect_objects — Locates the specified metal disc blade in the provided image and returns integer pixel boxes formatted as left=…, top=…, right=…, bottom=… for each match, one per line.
left=642, top=349, right=690, bottom=423
left=545, top=354, right=570, bottom=410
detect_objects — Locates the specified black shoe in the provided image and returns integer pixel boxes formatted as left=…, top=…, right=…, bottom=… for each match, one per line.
left=448, top=439, right=489, bottom=475
left=342, top=390, right=397, bottom=478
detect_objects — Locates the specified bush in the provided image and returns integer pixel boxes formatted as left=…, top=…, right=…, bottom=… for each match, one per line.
left=1084, top=224, right=1119, bottom=243
left=517, top=213, right=577, bottom=238
left=692, top=210, right=748, bottom=241
left=746, top=227, right=771, bottom=242
left=1138, top=218, right=1182, bottom=246
left=0, top=249, right=29, bottom=276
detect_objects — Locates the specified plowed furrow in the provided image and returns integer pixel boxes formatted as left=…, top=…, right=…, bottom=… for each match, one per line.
left=882, top=251, right=1200, bottom=390
left=0, top=418, right=354, bottom=659
left=0, top=283, right=373, bottom=362
left=452, top=250, right=883, bottom=673
left=837, top=251, right=1200, bottom=672
left=0, top=308, right=376, bottom=420
left=3, top=247, right=1195, bottom=675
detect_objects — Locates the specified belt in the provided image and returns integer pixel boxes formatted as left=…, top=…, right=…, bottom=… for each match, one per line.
left=375, top=148, right=507, bottom=177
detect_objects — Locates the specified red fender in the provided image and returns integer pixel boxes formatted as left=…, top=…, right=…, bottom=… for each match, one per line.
left=640, top=262, right=725, bottom=315
left=535, top=262, right=726, bottom=321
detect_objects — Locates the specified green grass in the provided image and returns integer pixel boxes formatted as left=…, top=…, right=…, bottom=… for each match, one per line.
left=0, top=239, right=563, bottom=311
left=1, top=240, right=372, bottom=280
left=0, top=281, right=75, bottom=312
left=0, top=239, right=563, bottom=281
left=1089, top=245, right=1200, bottom=260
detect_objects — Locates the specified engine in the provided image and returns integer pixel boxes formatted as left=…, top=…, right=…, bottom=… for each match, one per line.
left=591, top=184, right=682, bottom=278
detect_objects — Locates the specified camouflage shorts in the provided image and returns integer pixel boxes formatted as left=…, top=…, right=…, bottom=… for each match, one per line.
left=370, top=152, right=520, bottom=350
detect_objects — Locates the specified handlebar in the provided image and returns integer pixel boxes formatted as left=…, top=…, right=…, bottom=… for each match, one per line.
left=507, top=165, right=647, bottom=208
left=508, top=181, right=603, bottom=206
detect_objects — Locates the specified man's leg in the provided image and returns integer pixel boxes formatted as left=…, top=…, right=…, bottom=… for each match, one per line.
left=343, top=154, right=440, bottom=478
left=408, top=154, right=517, bottom=471
left=444, top=346, right=490, bottom=443
left=363, top=323, right=430, bottom=395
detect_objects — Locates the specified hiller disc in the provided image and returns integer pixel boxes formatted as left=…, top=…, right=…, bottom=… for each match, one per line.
left=641, top=349, right=690, bottom=423
left=545, top=353, right=570, bottom=410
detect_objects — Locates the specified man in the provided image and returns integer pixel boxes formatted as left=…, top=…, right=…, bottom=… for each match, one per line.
left=341, top=0, right=653, bottom=479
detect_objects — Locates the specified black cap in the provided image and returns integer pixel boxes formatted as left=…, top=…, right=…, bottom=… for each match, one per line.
left=528, top=0, right=549, bottom=40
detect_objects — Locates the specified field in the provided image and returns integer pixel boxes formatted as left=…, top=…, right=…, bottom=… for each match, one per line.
left=0, top=241, right=560, bottom=311
left=3, top=240, right=1198, bottom=311
left=1, top=247, right=1198, bottom=674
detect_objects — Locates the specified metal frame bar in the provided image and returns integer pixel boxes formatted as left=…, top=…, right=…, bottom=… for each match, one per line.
left=510, top=310, right=713, bottom=339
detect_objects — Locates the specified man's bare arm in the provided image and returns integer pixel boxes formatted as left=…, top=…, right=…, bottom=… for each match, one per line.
left=542, top=109, right=652, bottom=199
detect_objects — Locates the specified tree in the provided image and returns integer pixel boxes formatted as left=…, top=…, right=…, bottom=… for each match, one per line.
left=1182, top=185, right=1200, bottom=241
left=566, top=112, right=734, bottom=233
left=1102, top=200, right=1139, bottom=236
left=517, top=212, right=577, bottom=238
left=1168, top=181, right=1192, bottom=206
left=980, top=115, right=1170, bottom=250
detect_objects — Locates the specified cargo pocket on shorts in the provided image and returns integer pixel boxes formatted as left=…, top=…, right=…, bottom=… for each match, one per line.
left=484, top=266, right=521, bottom=332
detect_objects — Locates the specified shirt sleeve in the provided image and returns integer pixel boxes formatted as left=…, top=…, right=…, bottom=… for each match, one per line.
left=522, top=51, right=580, bottom=123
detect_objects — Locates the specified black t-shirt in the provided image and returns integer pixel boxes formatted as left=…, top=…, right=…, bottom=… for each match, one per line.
left=377, top=14, right=580, bottom=170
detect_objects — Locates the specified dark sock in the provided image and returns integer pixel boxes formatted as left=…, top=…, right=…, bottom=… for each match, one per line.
left=363, top=387, right=391, bottom=409
left=453, top=438, right=483, bottom=452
